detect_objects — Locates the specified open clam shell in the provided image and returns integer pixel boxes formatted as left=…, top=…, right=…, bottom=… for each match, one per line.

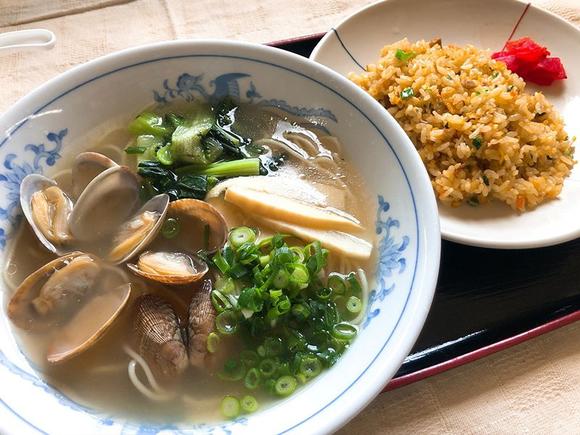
left=69, top=165, right=141, bottom=243
left=19, top=174, right=74, bottom=255
left=72, top=151, right=118, bottom=199
left=7, top=252, right=127, bottom=329
left=164, top=199, right=228, bottom=254
left=107, top=194, right=170, bottom=265
left=127, top=251, right=209, bottom=285
left=47, top=283, right=131, bottom=364
left=7, top=251, right=131, bottom=363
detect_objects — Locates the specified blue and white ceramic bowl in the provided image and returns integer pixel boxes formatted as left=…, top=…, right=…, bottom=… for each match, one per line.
left=0, top=40, right=440, bottom=435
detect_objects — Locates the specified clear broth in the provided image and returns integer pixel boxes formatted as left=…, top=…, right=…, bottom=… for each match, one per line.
left=4, top=103, right=375, bottom=423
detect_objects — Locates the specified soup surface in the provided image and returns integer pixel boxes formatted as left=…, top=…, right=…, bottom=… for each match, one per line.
left=3, top=101, right=375, bottom=423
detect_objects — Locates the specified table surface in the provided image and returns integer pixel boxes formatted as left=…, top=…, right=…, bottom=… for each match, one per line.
left=1, top=0, right=580, bottom=433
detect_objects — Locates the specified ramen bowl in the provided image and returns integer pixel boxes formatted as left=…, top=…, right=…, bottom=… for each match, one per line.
left=0, top=40, right=440, bottom=434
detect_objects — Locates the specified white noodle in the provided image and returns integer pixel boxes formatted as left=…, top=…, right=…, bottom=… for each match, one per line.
left=351, top=268, right=369, bottom=325
left=123, top=346, right=174, bottom=402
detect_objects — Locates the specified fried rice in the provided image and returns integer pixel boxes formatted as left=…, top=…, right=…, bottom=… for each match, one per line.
left=349, top=38, right=575, bottom=211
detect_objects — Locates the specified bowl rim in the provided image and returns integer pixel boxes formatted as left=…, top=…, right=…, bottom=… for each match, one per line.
left=0, top=39, right=440, bottom=434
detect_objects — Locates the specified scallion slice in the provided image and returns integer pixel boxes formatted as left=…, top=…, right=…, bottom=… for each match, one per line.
left=221, top=395, right=240, bottom=419
left=206, top=332, right=220, bottom=353
left=228, top=226, right=256, bottom=249
left=161, top=217, right=180, bottom=239
left=328, top=273, right=347, bottom=295
left=240, top=395, right=259, bottom=413
left=259, top=358, right=278, bottom=378
left=215, top=310, right=238, bottom=335
left=274, top=375, right=297, bottom=397
left=244, top=368, right=261, bottom=390
left=211, top=290, right=232, bottom=313
left=331, top=322, right=357, bottom=340
left=346, top=296, right=362, bottom=314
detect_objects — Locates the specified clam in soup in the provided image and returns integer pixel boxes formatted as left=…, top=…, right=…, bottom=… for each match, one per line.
left=4, top=100, right=375, bottom=423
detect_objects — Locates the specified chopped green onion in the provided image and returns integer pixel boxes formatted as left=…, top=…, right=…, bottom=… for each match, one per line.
left=401, top=87, right=414, bottom=99
left=328, top=273, right=346, bottom=295
left=124, top=146, right=147, bottom=154
left=238, top=287, right=264, bottom=314
left=259, top=254, right=270, bottom=266
left=215, top=310, right=238, bottom=335
left=482, top=174, right=490, bottom=186
left=215, top=275, right=236, bottom=295
left=207, top=332, right=220, bottom=353
left=291, top=303, right=310, bottom=320
left=259, top=358, right=278, bottom=378
left=161, top=218, right=180, bottom=239
left=263, top=337, right=284, bottom=356
left=212, top=250, right=230, bottom=275
left=332, top=322, right=357, bottom=340
left=472, top=136, right=483, bottom=149
left=289, top=264, right=309, bottom=288
left=221, top=395, right=240, bottom=419
left=395, top=48, right=416, bottom=62
left=275, top=375, right=297, bottom=397
left=228, top=227, right=256, bottom=249
left=299, top=355, right=322, bottom=379
left=289, top=246, right=305, bottom=263
left=244, top=368, right=261, bottom=390
left=240, top=395, right=259, bottom=413
left=316, top=287, right=332, bottom=300
left=346, top=273, right=362, bottom=296
left=219, top=359, right=246, bottom=381
left=276, top=296, right=291, bottom=315
left=272, top=269, right=290, bottom=289
left=346, top=296, right=362, bottom=314
left=240, top=350, right=260, bottom=367
left=211, top=290, right=232, bottom=313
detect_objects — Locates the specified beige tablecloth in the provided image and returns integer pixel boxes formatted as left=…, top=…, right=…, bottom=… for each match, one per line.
left=1, top=0, right=579, bottom=433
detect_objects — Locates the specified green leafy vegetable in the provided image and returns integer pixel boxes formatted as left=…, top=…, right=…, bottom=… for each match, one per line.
left=126, top=99, right=269, bottom=201
left=138, top=161, right=210, bottom=201
left=128, top=112, right=171, bottom=137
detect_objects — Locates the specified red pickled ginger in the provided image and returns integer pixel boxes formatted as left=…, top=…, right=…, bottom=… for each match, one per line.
left=491, top=37, right=567, bottom=86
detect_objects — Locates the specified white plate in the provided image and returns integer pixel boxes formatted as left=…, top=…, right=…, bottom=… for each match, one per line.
left=311, top=0, right=580, bottom=249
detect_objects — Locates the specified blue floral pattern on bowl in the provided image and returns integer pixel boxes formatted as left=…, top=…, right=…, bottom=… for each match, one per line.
left=0, top=129, right=67, bottom=249
left=153, top=73, right=338, bottom=122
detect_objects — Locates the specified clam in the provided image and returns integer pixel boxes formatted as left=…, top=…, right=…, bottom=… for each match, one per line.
left=7, top=251, right=131, bottom=363
left=187, top=279, right=216, bottom=369
left=107, top=194, right=169, bottom=264
left=133, top=294, right=188, bottom=379
left=71, top=151, right=118, bottom=199
left=164, top=199, right=228, bottom=253
left=127, top=251, right=209, bottom=285
left=68, top=165, right=141, bottom=243
left=20, top=174, right=74, bottom=255
left=47, top=283, right=131, bottom=364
